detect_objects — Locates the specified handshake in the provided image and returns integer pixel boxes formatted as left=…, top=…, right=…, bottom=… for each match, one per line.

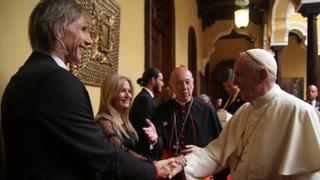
left=153, top=155, right=186, bottom=179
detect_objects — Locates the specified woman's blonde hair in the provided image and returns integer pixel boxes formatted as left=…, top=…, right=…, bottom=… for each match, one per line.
left=96, top=75, right=138, bottom=142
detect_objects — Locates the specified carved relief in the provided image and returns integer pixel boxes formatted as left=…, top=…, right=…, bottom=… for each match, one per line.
left=71, top=0, right=120, bottom=86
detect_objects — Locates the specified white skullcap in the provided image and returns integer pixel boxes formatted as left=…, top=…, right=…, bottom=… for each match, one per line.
left=246, top=48, right=277, bottom=76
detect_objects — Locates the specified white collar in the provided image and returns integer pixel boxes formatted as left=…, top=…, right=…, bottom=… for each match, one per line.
left=50, top=54, right=68, bottom=70
left=251, top=84, right=280, bottom=109
left=143, top=87, right=154, bottom=98
left=311, top=100, right=316, bottom=106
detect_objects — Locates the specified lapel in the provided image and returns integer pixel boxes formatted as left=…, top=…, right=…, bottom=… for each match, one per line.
left=141, top=88, right=157, bottom=109
left=315, top=101, right=320, bottom=110
left=141, top=88, right=153, bottom=99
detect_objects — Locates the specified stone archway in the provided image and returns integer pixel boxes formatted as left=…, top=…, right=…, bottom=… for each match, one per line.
left=209, top=59, right=235, bottom=100
left=201, top=29, right=256, bottom=100
left=200, top=27, right=259, bottom=75
left=270, top=0, right=305, bottom=46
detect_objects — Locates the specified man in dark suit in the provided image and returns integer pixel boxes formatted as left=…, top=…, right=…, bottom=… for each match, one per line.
left=129, top=67, right=164, bottom=160
left=221, top=69, right=245, bottom=114
left=152, top=67, right=225, bottom=180
left=216, top=69, right=246, bottom=129
left=1, top=0, right=183, bottom=179
left=306, top=84, right=320, bottom=111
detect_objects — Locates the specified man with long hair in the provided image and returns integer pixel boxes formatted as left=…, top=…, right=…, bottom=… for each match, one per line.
left=130, top=67, right=164, bottom=160
left=1, top=1, right=184, bottom=179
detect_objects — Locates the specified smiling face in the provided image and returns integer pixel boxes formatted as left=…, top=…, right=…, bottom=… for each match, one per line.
left=61, top=15, right=92, bottom=64
left=112, top=80, right=133, bottom=113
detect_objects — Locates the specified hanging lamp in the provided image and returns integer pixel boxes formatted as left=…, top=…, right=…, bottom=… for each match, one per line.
left=234, top=0, right=250, bottom=28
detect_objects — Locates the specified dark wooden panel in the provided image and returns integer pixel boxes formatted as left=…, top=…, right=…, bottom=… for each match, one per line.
left=196, top=0, right=270, bottom=30
left=145, top=0, right=175, bottom=84
left=188, top=27, right=198, bottom=95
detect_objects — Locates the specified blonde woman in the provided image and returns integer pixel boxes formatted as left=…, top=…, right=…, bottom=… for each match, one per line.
left=96, top=75, right=159, bottom=161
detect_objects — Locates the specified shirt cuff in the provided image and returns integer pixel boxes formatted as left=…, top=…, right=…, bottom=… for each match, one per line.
left=149, top=139, right=158, bottom=150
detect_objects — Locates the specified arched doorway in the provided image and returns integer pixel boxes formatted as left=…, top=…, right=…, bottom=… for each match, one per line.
left=210, top=59, right=235, bottom=100
left=207, top=30, right=255, bottom=100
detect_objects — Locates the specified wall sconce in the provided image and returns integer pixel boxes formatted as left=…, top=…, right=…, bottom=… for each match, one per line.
left=234, top=0, right=249, bottom=28
left=234, top=8, right=249, bottom=28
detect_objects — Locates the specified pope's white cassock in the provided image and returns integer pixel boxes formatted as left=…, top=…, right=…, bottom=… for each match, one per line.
left=185, top=84, right=320, bottom=180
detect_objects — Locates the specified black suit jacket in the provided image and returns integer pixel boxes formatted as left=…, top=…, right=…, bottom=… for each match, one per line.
left=222, top=93, right=245, bottom=114
left=1, top=52, right=155, bottom=180
left=306, top=100, right=320, bottom=111
left=129, top=89, right=162, bottom=160
left=316, top=101, right=320, bottom=111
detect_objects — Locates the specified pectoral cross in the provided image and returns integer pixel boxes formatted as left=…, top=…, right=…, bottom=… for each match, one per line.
left=173, top=142, right=180, bottom=155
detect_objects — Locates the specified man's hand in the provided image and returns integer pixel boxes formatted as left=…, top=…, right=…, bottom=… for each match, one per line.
left=168, top=155, right=186, bottom=179
left=153, top=155, right=187, bottom=179
left=180, top=145, right=201, bottom=155
left=143, top=119, right=158, bottom=142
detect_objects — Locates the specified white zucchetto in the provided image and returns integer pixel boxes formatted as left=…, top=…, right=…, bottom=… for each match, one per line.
left=246, top=48, right=277, bottom=76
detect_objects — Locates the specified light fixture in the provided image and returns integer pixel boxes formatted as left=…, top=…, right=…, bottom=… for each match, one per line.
left=234, top=0, right=250, bottom=28
left=234, top=8, right=249, bottom=28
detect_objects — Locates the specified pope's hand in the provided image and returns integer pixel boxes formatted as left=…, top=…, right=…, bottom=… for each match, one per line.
left=180, top=145, right=201, bottom=155
left=168, top=155, right=187, bottom=179
left=154, top=155, right=187, bottom=179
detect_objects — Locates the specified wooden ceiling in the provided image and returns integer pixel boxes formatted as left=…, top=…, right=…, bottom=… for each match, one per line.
left=196, top=0, right=270, bottom=30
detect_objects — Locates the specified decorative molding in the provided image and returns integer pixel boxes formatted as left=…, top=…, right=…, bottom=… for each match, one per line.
left=270, top=0, right=290, bottom=46
left=201, top=26, right=257, bottom=75
left=71, top=0, right=121, bottom=86
left=288, top=21, right=307, bottom=45
left=297, top=0, right=320, bottom=15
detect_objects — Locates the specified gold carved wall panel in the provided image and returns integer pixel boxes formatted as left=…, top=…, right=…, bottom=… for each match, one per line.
left=71, top=0, right=120, bottom=86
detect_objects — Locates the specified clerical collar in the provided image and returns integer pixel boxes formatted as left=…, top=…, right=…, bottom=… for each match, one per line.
left=143, top=87, right=154, bottom=98
left=174, top=98, right=192, bottom=106
left=251, top=84, right=280, bottom=109
left=50, top=54, right=68, bottom=70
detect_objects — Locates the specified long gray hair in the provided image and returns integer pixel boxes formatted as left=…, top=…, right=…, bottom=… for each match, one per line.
left=28, top=0, right=90, bottom=54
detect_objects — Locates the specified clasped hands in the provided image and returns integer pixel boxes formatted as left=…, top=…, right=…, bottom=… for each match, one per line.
left=153, top=155, right=186, bottom=179
left=143, top=119, right=200, bottom=178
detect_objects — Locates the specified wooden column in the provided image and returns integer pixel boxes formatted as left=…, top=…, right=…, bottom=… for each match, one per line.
left=271, top=46, right=284, bottom=86
left=298, top=2, right=320, bottom=88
